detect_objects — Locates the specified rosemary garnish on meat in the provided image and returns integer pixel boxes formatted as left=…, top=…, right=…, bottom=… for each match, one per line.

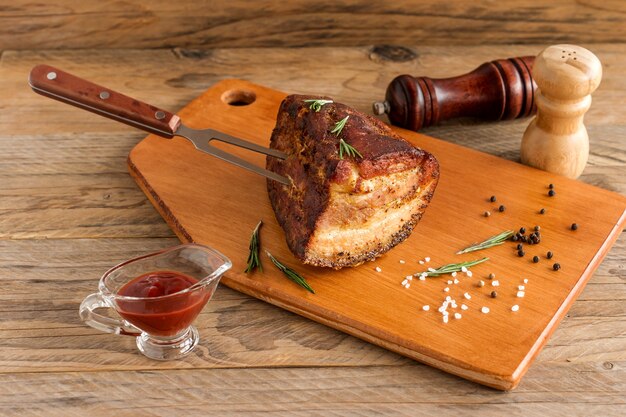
left=331, top=115, right=349, bottom=136
left=331, top=116, right=362, bottom=160
left=265, top=250, right=315, bottom=294
left=304, top=99, right=333, bottom=112
left=456, top=230, right=514, bottom=254
left=414, top=257, right=489, bottom=277
left=244, top=220, right=263, bottom=273
left=339, top=139, right=362, bottom=159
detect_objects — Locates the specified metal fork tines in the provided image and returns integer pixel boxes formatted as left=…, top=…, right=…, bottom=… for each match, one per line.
left=176, top=125, right=289, bottom=185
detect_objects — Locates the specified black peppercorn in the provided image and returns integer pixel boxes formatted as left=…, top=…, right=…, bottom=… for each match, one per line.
left=553, top=263, right=561, bottom=271
left=533, top=256, right=539, bottom=263
left=511, top=235, right=518, bottom=242
left=521, top=235, right=528, bottom=243
left=540, top=208, right=546, bottom=214
left=499, top=205, right=506, bottom=212
left=490, top=195, right=497, bottom=202
left=491, top=291, right=497, bottom=298
left=571, top=223, right=578, bottom=231
left=519, top=227, right=526, bottom=234
left=548, top=190, right=556, bottom=197
left=517, top=243, right=523, bottom=250
left=518, top=249, right=525, bottom=257
left=549, top=183, right=554, bottom=189
left=547, top=251, right=553, bottom=259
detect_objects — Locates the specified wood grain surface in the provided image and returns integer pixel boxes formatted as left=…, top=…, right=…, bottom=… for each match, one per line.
left=1, top=45, right=625, bottom=414
left=2, top=1, right=626, bottom=50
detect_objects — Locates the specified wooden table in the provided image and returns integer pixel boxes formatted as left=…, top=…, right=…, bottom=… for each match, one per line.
left=1, top=45, right=624, bottom=415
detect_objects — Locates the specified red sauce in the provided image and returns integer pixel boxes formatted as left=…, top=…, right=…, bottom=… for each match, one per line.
left=116, top=271, right=212, bottom=337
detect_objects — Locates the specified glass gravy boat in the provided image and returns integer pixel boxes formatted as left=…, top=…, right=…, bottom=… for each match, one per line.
left=79, top=244, right=231, bottom=360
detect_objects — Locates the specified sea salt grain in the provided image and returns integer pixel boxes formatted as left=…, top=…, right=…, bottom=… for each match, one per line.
left=518, top=285, right=525, bottom=290
left=399, top=260, right=406, bottom=264
left=418, top=276, right=426, bottom=281
left=375, top=266, right=382, bottom=272
left=453, top=278, right=460, bottom=284
left=481, top=306, right=490, bottom=314
left=466, top=270, right=473, bottom=277
left=425, top=257, right=431, bottom=262
left=454, top=313, right=462, bottom=320
left=492, top=280, right=500, bottom=287
left=451, top=272, right=458, bottom=277
left=517, top=291, right=525, bottom=298
left=511, top=305, right=520, bottom=312
left=447, top=280, right=453, bottom=285
left=423, top=305, right=430, bottom=311
left=445, top=296, right=452, bottom=302
left=401, top=279, right=408, bottom=286
left=523, top=278, right=529, bottom=284
left=443, top=315, right=449, bottom=323
left=461, top=266, right=468, bottom=273
left=444, top=287, right=450, bottom=292
left=461, top=304, right=468, bottom=310
left=428, top=268, right=436, bottom=272
left=464, top=292, right=472, bottom=300
left=419, top=260, right=425, bottom=265
left=405, top=283, right=410, bottom=289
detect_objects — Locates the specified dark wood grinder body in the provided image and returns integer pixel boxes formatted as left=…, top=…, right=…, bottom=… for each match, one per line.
left=374, top=56, right=536, bottom=131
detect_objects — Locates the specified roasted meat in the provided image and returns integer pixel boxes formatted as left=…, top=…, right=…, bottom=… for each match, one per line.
left=267, top=95, right=439, bottom=269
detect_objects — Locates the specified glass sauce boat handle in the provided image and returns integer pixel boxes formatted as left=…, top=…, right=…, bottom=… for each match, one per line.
left=79, top=293, right=141, bottom=336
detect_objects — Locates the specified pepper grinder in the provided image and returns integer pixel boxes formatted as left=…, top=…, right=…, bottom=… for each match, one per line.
left=373, top=56, right=537, bottom=131
left=520, top=45, right=602, bottom=178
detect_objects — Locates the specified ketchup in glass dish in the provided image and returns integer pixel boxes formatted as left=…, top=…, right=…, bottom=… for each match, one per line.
left=116, top=270, right=212, bottom=337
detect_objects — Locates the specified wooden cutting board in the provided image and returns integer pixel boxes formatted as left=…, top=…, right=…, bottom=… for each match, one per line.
left=128, top=79, right=626, bottom=390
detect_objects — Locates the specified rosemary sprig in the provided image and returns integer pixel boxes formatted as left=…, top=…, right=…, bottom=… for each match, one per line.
left=456, top=230, right=514, bottom=254
left=414, top=257, right=489, bottom=277
left=303, top=99, right=333, bottom=112
left=339, top=138, right=362, bottom=159
left=330, top=115, right=349, bottom=136
left=244, top=221, right=263, bottom=273
left=265, top=250, right=315, bottom=294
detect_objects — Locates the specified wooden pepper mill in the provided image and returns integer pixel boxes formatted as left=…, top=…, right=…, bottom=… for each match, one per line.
left=520, top=45, right=602, bottom=178
left=373, top=56, right=537, bottom=131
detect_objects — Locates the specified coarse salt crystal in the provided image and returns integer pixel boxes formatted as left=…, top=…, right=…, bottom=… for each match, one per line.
left=405, top=283, right=410, bottom=289
left=466, top=270, right=473, bottom=277
left=450, top=301, right=458, bottom=308
left=518, top=285, right=525, bottom=290
left=461, top=266, right=468, bottom=273
left=399, top=260, right=406, bottom=264
left=418, top=276, right=426, bottom=281
left=442, top=310, right=449, bottom=316
left=447, top=280, right=453, bottom=284
left=454, top=313, right=462, bottom=320
left=375, top=266, right=382, bottom=272
left=445, top=296, right=452, bottom=302
left=428, top=267, right=436, bottom=272
left=461, top=304, right=468, bottom=310
left=419, top=260, right=425, bottom=265
left=511, top=305, right=520, bottom=312
left=444, top=287, right=450, bottom=292
left=401, top=279, right=408, bottom=286
left=481, top=306, right=490, bottom=314
left=443, top=315, right=449, bottom=323
left=425, top=257, right=431, bottom=262
left=423, top=305, right=430, bottom=311
left=464, top=292, right=471, bottom=300
left=523, top=278, right=529, bottom=284
left=453, top=278, right=460, bottom=284
left=517, top=291, right=525, bottom=298
left=492, top=280, right=500, bottom=287
left=451, top=272, right=457, bottom=277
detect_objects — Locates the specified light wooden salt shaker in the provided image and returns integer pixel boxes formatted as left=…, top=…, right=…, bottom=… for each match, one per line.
left=520, top=45, right=602, bottom=178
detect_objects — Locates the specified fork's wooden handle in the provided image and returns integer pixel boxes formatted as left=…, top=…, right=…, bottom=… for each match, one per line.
left=29, top=64, right=181, bottom=137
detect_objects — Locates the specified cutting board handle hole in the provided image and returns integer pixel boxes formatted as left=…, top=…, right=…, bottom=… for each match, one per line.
left=221, top=89, right=256, bottom=106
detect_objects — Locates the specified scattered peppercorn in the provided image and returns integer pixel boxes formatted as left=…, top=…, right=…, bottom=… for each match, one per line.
left=521, top=235, right=528, bottom=243
left=571, top=223, right=578, bottom=230
left=549, top=183, right=554, bottom=189
left=484, top=211, right=491, bottom=217
left=533, top=256, right=539, bottom=263
left=553, top=262, right=561, bottom=271
left=539, top=208, right=546, bottom=214
left=534, top=226, right=540, bottom=231
left=490, top=195, right=497, bottom=202
left=491, top=291, right=498, bottom=298
left=511, top=235, right=519, bottom=242
left=518, top=249, right=525, bottom=257
left=547, top=251, right=553, bottom=259
left=517, top=243, right=523, bottom=250
left=499, top=205, right=506, bottom=212
left=488, top=273, right=496, bottom=280
left=548, top=190, right=556, bottom=197
left=519, top=227, right=526, bottom=234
